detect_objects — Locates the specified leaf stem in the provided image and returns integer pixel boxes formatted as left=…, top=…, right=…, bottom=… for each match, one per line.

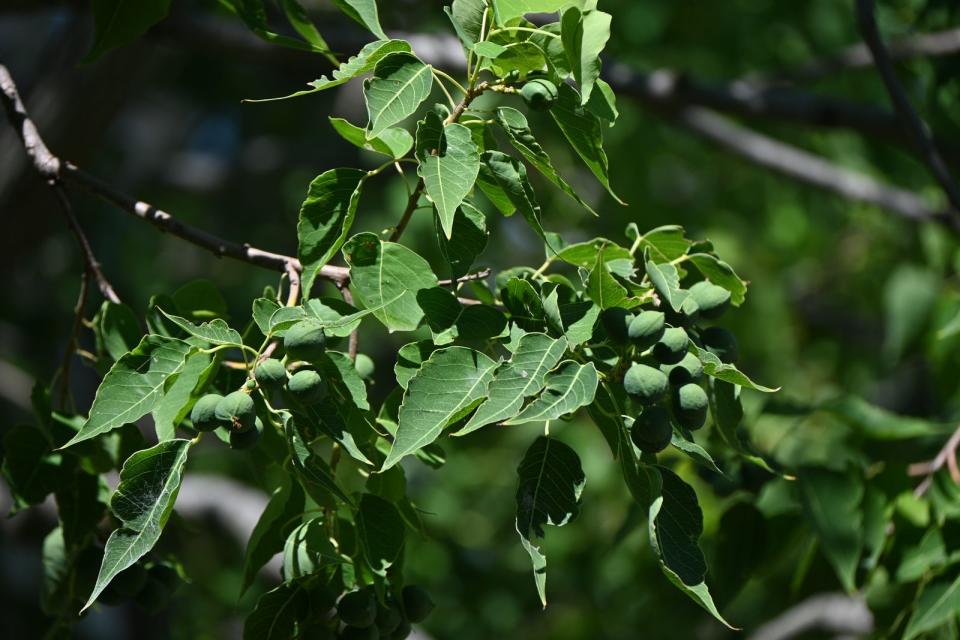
left=488, top=26, right=559, bottom=39
left=431, top=68, right=459, bottom=110
left=431, top=66, right=468, bottom=96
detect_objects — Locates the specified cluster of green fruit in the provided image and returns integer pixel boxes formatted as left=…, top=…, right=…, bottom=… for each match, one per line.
left=189, top=320, right=331, bottom=447
left=335, top=584, right=434, bottom=640
left=519, top=77, right=559, bottom=111
left=601, top=281, right=738, bottom=454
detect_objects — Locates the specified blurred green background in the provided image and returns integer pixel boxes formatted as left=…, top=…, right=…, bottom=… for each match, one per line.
left=3, top=0, right=960, bottom=638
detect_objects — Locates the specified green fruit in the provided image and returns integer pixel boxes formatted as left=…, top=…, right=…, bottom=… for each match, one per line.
left=627, top=310, right=665, bottom=349
left=255, top=358, right=288, bottom=388
left=661, top=352, right=703, bottom=386
left=599, top=308, right=632, bottom=345
left=230, top=418, right=263, bottom=450
left=653, top=327, right=689, bottom=365
left=340, top=626, right=379, bottom=640
left=390, top=622, right=412, bottom=640
left=355, top=354, right=375, bottom=380
left=287, top=369, right=327, bottom=403
left=689, top=281, right=731, bottom=319
left=520, top=78, right=558, bottom=111
left=376, top=605, right=402, bottom=635
left=284, top=319, right=327, bottom=363
left=402, top=585, right=434, bottom=623
left=338, top=588, right=377, bottom=628
left=700, top=326, right=738, bottom=363
left=630, top=407, right=673, bottom=453
left=672, top=383, right=709, bottom=431
left=190, top=393, right=224, bottom=432
left=215, top=390, right=256, bottom=433
left=623, top=363, right=669, bottom=404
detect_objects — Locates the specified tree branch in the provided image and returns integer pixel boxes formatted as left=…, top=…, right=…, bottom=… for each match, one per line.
left=909, top=423, right=960, bottom=497
left=673, top=106, right=955, bottom=228
left=856, top=0, right=960, bottom=218
left=388, top=180, right=425, bottom=243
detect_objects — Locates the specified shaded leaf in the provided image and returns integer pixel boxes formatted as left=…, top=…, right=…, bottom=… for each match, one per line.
left=506, top=361, right=598, bottom=424
left=331, top=0, right=387, bottom=39
left=243, top=476, right=306, bottom=593
left=84, top=0, right=171, bottom=62
left=560, top=6, right=610, bottom=104
left=357, top=493, right=406, bottom=576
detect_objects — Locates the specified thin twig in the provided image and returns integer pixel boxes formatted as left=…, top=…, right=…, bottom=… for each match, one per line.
left=438, top=268, right=491, bottom=287
left=58, top=270, right=89, bottom=409
left=909, top=424, right=960, bottom=497
left=856, top=0, right=960, bottom=218
left=284, top=260, right=301, bottom=307
left=337, top=285, right=359, bottom=361
left=51, top=184, right=121, bottom=304
left=388, top=180, right=425, bottom=243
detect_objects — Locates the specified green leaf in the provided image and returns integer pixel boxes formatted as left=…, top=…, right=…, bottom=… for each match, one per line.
left=447, top=0, right=487, bottom=46
left=320, top=351, right=370, bottom=411
left=252, top=298, right=281, bottom=336
left=283, top=517, right=342, bottom=579
left=365, top=52, right=433, bottom=139
left=904, top=575, right=960, bottom=640
left=298, top=168, right=366, bottom=298
left=644, top=258, right=687, bottom=312
left=98, top=301, right=141, bottom=361
left=555, top=238, right=630, bottom=268
left=279, top=0, right=331, bottom=52
left=416, top=114, right=481, bottom=239
left=395, top=341, right=440, bottom=390
left=560, top=7, right=611, bottom=105
left=222, top=0, right=320, bottom=53
left=688, top=253, right=748, bottom=307
left=357, top=493, right=406, bottom=576
left=243, top=578, right=310, bottom=640
left=543, top=288, right=598, bottom=346
left=151, top=351, right=215, bottom=440
left=242, top=476, right=305, bottom=594
left=587, top=251, right=631, bottom=310
left=83, top=439, right=192, bottom=611
left=438, top=201, right=488, bottom=281
left=515, top=435, right=585, bottom=607
left=549, top=83, right=622, bottom=203
left=495, top=107, right=595, bottom=215
left=383, top=347, right=499, bottom=470
left=84, top=0, right=171, bottom=62
left=797, top=467, right=864, bottom=592
left=493, top=0, right=568, bottom=23
left=160, top=310, right=243, bottom=346
left=329, top=117, right=413, bottom=159
left=586, top=78, right=618, bottom=124
left=64, top=336, right=196, bottom=448
left=457, top=333, right=568, bottom=435
left=633, top=225, right=691, bottom=261
left=507, top=361, right=598, bottom=424
left=303, top=298, right=367, bottom=338
left=286, top=415, right=353, bottom=505
left=331, top=0, right=387, bottom=39
left=884, top=265, right=939, bottom=362
left=1, top=425, right=62, bottom=511
left=56, top=470, right=109, bottom=549
left=343, top=232, right=439, bottom=332
left=480, top=151, right=549, bottom=244
left=691, top=345, right=778, bottom=392
left=417, top=287, right=463, bottom=344
left=670, top=433, right=724, bottom=476
left=172, top=279, right=229, bottom=320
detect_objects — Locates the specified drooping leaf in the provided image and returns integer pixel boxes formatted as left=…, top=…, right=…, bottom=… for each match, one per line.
left=417, top=287, right=463, bottom=344
left=416, top=114, right=481, bottom=238
left=286, top=415, right=353, bottom=505
left=515, top=435, right=585, bottom=607
left=691, top=345, right=778, bottom=392
left=356, top=493, right=406, bottom=576
left=644, top=258, right=687, bottom=313
left=458, top=333, right=568, bottom=435
left=342, top=232, right=439, bottom=332
left=365, top=52, right=433, bottom=138
left=83, top=439, right=192, bottom=611
left=587, top=251, right=632, bottom=310
left=320, top=351, right=370, bottom=411
left=1, top=425, right=62, bottom=511
left=560, top=7, right=611, bottom=105
left=283, top=517, right=343, bottom=579
left=437, top=201, right=488, bottom=281
left=252, top=297, right=281, bottom=336
left=480, top=151, right=550, bottom=244
left=151, top=351, right=215, bottom=440
left=64, top=336, right=197, bottom=448
left=543, top=288, right=598, bottom=346
left=242, top=476, right=306, bottom=594
left=84, top=0, right=171, bottom=62
left=797, top=467, right=864, bottom=593
left=549, top=83, right=622, bottom=203
left=506, top=361, right=598, bottom=424
left=331, top=0, right=387, bottom=39
left=279, top=0, right=331, bottom=52
left=329, top=117, right=413, bottom=159
left=159, top=310, right=243, bottom=347
left=98, top=301, right=142, bottom=362
left=688, top=253, right=748, bottom=307
left=298, top=168, right=366, bottom=298
left=243, top=578, right=310, bottom=640
left=495, top=107, right=595, bottom=215
left=383, top=347, right=499, bottom=470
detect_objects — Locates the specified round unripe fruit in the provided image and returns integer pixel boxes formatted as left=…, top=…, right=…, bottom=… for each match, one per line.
left=599, top=308, right=632, bottom=345
left=255, top=358, right=288, bottom=389
left=390, top=622, right=412, bottom=640
left=375, top=605, right=402, bottom=635
left=520, top=78, right=558, bottom=111
left=630, top=407, right=673, bottom=453
left=401, top=585, right=434, bottom=623
left=672, top=383, right=709, bottom=431
left=700, top=326, right=738, bottom=363
left=230, top=418, right=263, bottom=450
left=287, top=369, right=327, bottom=403
left=653, top=327, right=689, bottom=365
left=355, top=354, right=375, bottom=380
left=284, top=319, right=327, bottom=363
left=191, top=393, right=224, bottom=432
left=338, top=588, right=377, bottom=628
left=215, top=390, right=256, bottom=433
left=661, top=352, right=703, bottom=386
left=623, top=363, right=669, bottom=404
left=627, top=310, right=665, bottom=349
left=340, top=626, right=379, bottom=640
left=689, top=281, right=731, bottom=319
